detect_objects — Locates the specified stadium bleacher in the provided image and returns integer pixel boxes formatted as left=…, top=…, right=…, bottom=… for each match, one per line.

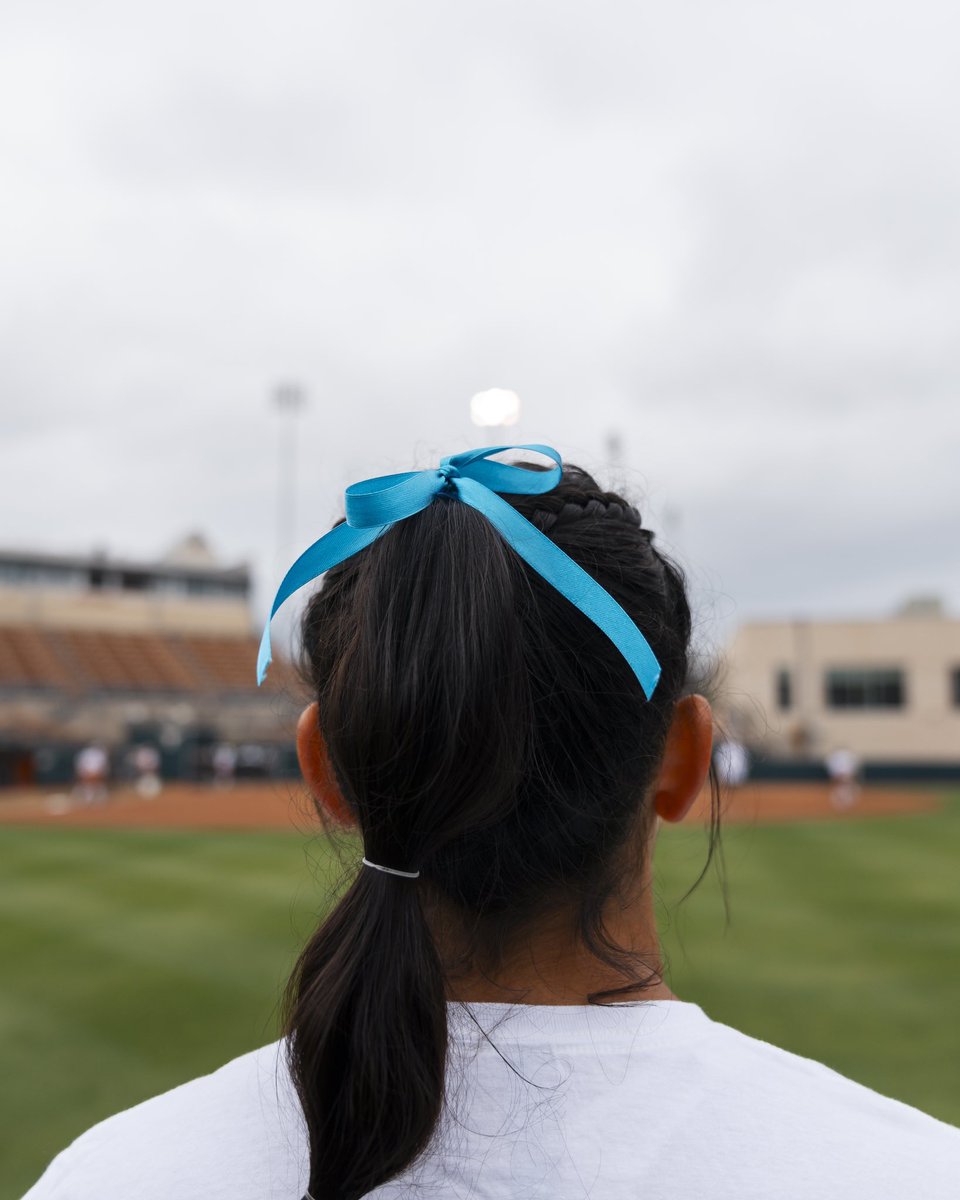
left=0, top=625, right=297, bottom=695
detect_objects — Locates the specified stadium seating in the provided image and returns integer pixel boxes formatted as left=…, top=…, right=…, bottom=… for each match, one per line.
left=0, top=626, right=297, bottom=695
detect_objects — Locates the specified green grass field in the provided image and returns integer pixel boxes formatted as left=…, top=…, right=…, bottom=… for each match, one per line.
left=2, top=794, right=959, bottom=1198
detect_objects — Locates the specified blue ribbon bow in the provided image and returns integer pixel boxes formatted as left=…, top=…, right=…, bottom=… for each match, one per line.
left=257, top=444, right=661, bottom=698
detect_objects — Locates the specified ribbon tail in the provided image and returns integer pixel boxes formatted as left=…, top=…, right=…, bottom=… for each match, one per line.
left=456, top=477, right=661, bottom=699
left=257, top=521, right=388, bottom=685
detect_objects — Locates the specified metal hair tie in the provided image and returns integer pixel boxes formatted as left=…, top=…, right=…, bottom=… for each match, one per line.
left=256, top=443, right=661, bottom=698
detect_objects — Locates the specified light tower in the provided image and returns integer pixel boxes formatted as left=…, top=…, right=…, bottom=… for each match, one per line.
left=272, top=383, right=307, bottom=567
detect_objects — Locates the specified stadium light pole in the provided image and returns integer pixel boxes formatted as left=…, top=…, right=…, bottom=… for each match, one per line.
left=605, top=429, right=624, bottom=468
left=272, top=383, right=307, bottom=569
left=469, top=388, right=521, bottom=447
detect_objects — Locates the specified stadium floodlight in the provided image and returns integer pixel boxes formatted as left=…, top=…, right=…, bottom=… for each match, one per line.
left=271, top=383, right=307, bottom=564
left=274, top=383, right=306, bottom=414
left=470, top=388, right=521, bottom=429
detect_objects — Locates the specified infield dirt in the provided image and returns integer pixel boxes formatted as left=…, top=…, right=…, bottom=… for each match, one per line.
left=0, top=780, right=941, bottom=830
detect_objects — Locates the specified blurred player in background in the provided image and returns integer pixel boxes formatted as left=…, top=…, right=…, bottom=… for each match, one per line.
left=714, top=736, right=750, bottom=790
left=72, top=743, right=109, bottom=806
left=826, top=745, right=861, bottom=810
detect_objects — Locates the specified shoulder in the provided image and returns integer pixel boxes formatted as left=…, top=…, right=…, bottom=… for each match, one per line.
left=22, top=1042, right=307, bottom=1200
left=692, top=1016, right=960, bottom=1196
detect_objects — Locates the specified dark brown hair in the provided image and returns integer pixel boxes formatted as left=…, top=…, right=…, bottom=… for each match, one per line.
left=284, top=463, right=718, bottom=1200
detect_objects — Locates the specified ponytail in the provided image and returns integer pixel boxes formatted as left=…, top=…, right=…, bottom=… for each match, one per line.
left=285, top=870, right=445, bottom=1200
left=287, top=499, right=530, bottom=1198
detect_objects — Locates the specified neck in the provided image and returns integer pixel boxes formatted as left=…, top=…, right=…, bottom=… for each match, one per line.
left=433, top=858, right=676, bottom=1007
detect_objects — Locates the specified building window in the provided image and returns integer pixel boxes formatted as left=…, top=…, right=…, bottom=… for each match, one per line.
left=776, top=668, right=792, bottom=710
left=952, top=668, right=960, bottom=707
left=825, top=668, right=905, bottom=710
left=0, top=563, right=86, bottom=589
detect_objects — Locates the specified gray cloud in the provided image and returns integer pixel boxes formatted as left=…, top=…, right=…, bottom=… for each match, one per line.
left=2, top=0, right=958, bottom=647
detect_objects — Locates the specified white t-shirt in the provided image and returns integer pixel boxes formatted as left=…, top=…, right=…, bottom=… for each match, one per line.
left=23, top=1000, right=960, bottom=1199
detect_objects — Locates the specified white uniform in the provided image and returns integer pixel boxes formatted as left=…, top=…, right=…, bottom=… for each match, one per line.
left=23, top=1000, right=960, bottom=1199
left=714, top=740, right=750, bottom=788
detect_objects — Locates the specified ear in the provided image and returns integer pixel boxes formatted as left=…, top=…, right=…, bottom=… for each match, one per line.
left=296, top=702, right=356, bottom=828
left=653, top=694, right=714, bottom=823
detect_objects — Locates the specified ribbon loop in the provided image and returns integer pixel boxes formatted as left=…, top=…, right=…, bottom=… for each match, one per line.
left=257, top=443, right=661, bottom=698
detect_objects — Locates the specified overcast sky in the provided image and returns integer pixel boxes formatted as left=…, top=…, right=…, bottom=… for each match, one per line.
left=3, top=0, right=958, bottom=651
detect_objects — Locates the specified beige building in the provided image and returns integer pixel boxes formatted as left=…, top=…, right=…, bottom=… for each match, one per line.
left=720, top=599, right=960, bottom=765
left=0, top=534, right=252, bottom=636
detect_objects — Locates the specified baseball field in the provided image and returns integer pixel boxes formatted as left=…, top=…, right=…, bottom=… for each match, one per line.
left=2, top=781, right=958, bottom=1198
